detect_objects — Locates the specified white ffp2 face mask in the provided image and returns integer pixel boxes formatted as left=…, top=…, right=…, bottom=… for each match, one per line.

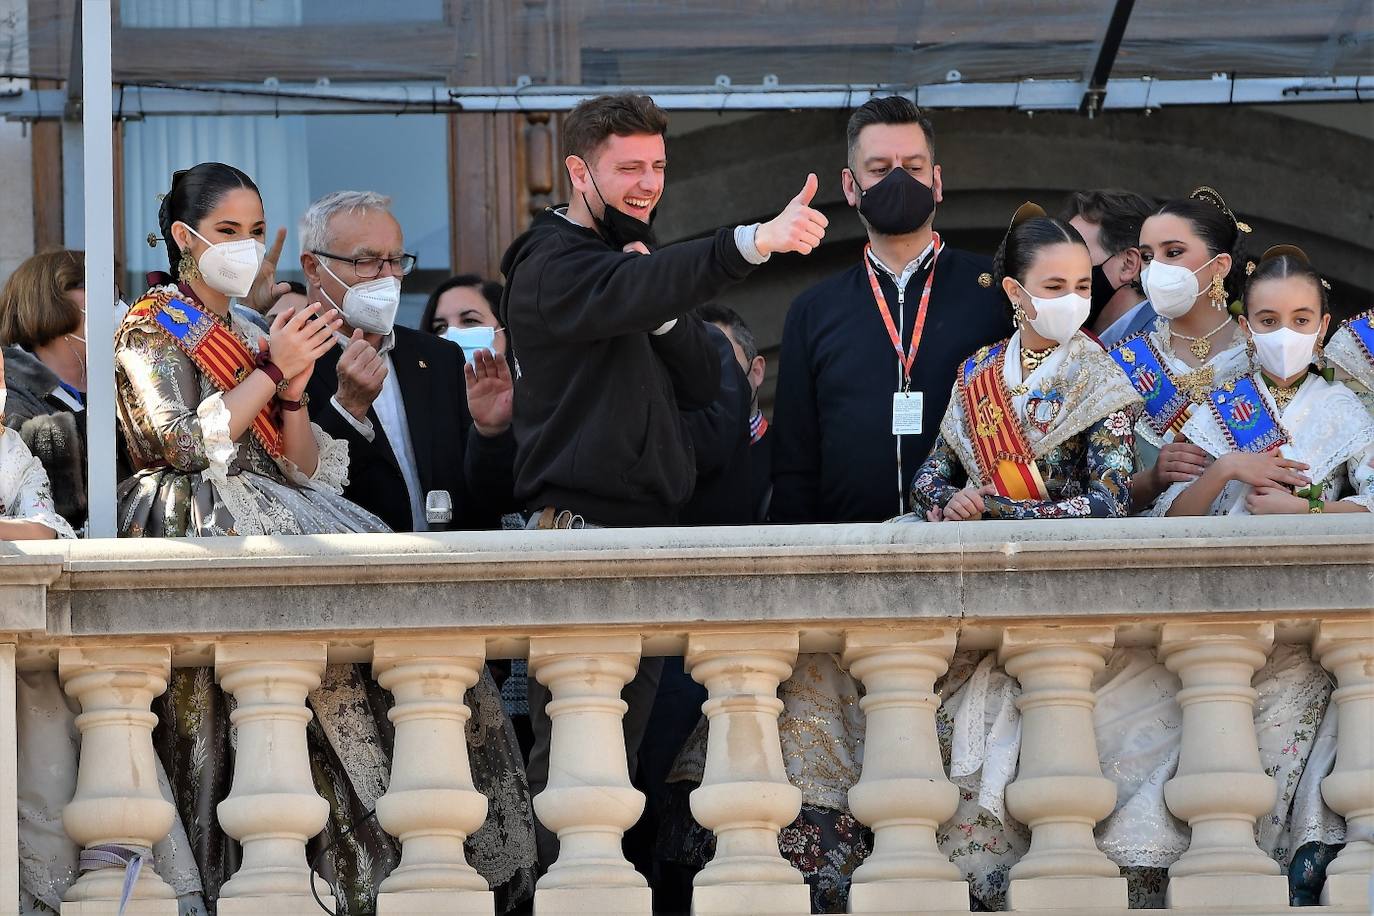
left=443, top=325, right=497, bottom=365
left=1251, top=326, right=1318, bottom=382
left=1017, top=283, right=1092, bottom=346
left=320, top=261, right=402, bottom=336
left=180, top=223, right=264, bottom=299
left=1142, top=255, right=1218, bottom=319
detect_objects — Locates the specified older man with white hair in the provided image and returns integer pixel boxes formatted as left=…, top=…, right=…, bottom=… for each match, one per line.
left=301, top=190, right=516, bottom=531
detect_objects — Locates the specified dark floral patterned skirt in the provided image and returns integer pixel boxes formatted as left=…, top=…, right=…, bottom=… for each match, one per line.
left=154, top=663, right=536, bottom=915
left=656, top=780, right=873, bottom=914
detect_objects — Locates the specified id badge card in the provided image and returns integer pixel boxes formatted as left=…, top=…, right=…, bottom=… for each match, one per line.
left=892, top=391, right=924, bottom=436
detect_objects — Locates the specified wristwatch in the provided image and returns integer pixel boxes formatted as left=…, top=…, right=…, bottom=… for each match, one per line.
left=255, top=354, right=292, bottom=398
left=277, top=391, right=310, bottom=412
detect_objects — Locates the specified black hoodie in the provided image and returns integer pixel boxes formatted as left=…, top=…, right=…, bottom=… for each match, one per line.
left=499, top=208, right=755, bottom=525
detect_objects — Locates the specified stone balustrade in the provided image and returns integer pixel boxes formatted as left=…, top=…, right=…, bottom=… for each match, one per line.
left=0, top=515, right=1370, bottom=916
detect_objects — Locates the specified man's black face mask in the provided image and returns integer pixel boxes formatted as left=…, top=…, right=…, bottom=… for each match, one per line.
left=852, top=166, right=936, bottom=237
left=1091, top=258, right=1124, bottom=323
left=581, top=161, right=658, bottom=250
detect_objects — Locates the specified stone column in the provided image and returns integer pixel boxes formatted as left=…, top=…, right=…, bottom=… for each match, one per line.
left=999, top=626, right=1126, bottom=910
left=685, top=631, right=810, bottom=916
left=1158, top=622, right=1288, bottom=908
left=0, top=643, right=17, bottom=916
left=842, top=628, right=968, bottom=913
left=1313, top=620, right=1374, bottom=909
left=373, top=637, right=494, bottom=915
left=214, top=641, right=333, bottom=915
left=528, top=635, right=651, bottom=915
left=58, top=646, right=177, bottom=915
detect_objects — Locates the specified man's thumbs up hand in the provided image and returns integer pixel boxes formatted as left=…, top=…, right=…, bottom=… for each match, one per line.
left=755, top=173, right=828, bottom=257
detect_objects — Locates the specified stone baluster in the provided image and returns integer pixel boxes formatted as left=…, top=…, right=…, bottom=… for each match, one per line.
left=1313, top=620, right=1374, bottom=909
left=373, top=638, right=493, bottom=915
left=0, top=643, right=17, bottom=916
left=528, top=635, right=651, bottom=915
left=843, top=628, right=968, bottom=913
left=58, top=646, right=178, bottom=915
left=685, top=632, right=810, bottom=916
left=214, top=641, right=333, bottom=915
left=1000, top=626, right=1126, bottom=910
left=1158, top=622, right=1288, bottom=908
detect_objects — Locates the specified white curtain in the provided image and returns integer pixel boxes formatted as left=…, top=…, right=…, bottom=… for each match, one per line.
left=121, top=0, right=309, bottom=281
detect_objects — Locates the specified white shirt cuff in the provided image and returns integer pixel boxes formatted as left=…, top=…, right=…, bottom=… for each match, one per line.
left=734, top=223, right=770, bottom=265
left=331, top=395, right=375, bottom=442
left=652, top=319, right=679, bottom=336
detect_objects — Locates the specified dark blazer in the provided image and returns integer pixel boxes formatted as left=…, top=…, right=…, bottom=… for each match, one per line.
left=680, top=323, right=753, bottom=526
left=305, top=325, right=516, bottom=532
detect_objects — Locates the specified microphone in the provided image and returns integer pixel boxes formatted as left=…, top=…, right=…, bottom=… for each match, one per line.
left=425, top=490, right=453, bottom=532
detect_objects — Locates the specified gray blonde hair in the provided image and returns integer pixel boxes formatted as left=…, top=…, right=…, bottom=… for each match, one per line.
left=299, top=190, right=394, bottom=254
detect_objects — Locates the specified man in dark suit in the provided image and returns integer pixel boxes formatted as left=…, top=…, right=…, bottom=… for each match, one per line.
left=695, top=304, right=771, bottom=521
left=299, top=191, right=515, bottom=532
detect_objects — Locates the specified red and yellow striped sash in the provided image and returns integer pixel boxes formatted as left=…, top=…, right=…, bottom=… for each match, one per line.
left=959, top=343, right=1050, bottom=502
left=128, top=291, right=284, bottom=459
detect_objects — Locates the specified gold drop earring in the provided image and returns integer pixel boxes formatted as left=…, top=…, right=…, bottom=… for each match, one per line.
left=1208, top=272, right=1228, bottom=311
left=178, top=246, right=200, bottom=282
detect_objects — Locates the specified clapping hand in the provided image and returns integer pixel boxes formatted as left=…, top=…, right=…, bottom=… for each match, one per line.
left=335, top=328, right=388, bottom=420
left=465, top=347, right=513, bottom=437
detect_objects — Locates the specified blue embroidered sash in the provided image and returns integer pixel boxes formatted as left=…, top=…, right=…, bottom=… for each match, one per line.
left=1109, top=333, right=1191, bottom=438
left=1345, top=309, right=1374, bottom=365
left=1205, top=375, right=1288, bottom=453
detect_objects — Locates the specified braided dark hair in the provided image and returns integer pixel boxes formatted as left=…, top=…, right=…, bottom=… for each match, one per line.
left=992, top=205, right=1088, bottom=321
left=156, top=162, right=260, bottom=275
left=1150, top=187, right=1250, bottom=307
left=1244, top=246, right=1329, bottom=317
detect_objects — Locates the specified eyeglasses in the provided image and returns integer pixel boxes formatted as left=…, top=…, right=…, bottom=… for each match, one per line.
left=312, top=250, right=417, bottom=280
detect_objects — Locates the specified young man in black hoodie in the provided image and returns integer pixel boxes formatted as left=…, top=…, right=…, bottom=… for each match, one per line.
left=500, top=92, right=826, bottom=528
left=499, top=91, right=827, bottom=874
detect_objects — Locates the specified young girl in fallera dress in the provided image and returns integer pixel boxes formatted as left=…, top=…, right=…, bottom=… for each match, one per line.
left=907, top=206, right=1140, bottom=522
left=1154, top=247, right=1371, bottom=518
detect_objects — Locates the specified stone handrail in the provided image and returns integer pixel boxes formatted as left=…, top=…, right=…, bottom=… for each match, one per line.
left=0, top=514, right=1370, bottom=914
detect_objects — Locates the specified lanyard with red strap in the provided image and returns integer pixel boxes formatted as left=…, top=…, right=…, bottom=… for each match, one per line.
left=863, top=232, right=941, bottom=392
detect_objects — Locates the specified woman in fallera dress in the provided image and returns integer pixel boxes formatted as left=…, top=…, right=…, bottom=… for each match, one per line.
left=1114, top=187, right=1252, bottom=514
left=1325, top=306, right=1374, bottom=403
left=14, top=162, right=536, bottom=915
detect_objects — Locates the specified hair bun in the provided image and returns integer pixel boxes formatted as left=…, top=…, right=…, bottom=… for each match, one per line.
left=1260, top=244, right=1309, bottom=265
left=1009, top=201, right=1045, bottom=231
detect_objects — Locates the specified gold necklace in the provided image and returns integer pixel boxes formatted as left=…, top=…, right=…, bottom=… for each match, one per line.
left=1263, top=373, right=1305, bottom=413
left=1171, top=315, right=1233, bottom=361
left=1020, top=344, right=1057, bottom=372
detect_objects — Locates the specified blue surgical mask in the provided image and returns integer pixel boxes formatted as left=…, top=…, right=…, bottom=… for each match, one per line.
left=443, top=325, right=497, bottom=365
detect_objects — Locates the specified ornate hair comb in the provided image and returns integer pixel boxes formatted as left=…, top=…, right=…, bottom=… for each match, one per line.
left=1189, top=185, right=1252, bottom=233
left=1008, top=201, right=1045, bottom=232
left=1260, top=244, right=1309, bottom=265
left=1255, top=244, right=1331, bottom=289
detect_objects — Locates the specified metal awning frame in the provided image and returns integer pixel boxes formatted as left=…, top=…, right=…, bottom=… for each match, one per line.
left=3, top=74, right=1371, bottom=122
